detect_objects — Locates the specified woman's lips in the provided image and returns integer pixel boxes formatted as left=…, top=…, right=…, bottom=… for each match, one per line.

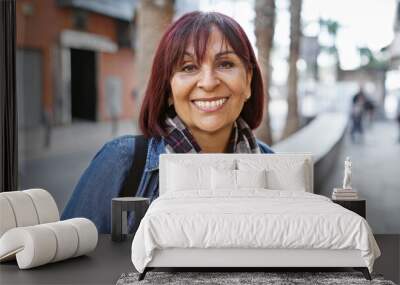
left=191, top=97, right=228, bottom=113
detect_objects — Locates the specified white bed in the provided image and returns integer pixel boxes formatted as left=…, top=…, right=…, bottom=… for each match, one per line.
left=131, top=153, right=380, bottom=280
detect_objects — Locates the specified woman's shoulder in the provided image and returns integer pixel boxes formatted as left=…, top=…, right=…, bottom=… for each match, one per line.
left=95, top=134, right=154, bottom=165
left=99, top=134, right=134, bottom=153
left=102, top=134, right=135, bottom=150
left=92, top=135, right=137, bottom=164
left=256, top=139, right=274, bottom=154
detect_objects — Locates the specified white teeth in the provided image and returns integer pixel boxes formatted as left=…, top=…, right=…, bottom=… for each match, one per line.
left=193, top=98, right=227, bottom=110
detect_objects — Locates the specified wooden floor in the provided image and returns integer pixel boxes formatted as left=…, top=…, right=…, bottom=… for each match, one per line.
left=0, top=234, right=398, bottom=284
left=373, top=234, right=400, bottom=284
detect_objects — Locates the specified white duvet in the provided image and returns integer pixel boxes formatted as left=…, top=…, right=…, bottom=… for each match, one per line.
left=131, top=190, right=380, bottom=273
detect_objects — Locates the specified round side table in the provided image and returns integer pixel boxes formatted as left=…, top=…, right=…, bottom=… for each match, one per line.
left=111, top=197, right=150, bottom=242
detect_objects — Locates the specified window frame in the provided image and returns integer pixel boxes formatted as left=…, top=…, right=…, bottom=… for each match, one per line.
left=0, top=0, right=18, bottom=192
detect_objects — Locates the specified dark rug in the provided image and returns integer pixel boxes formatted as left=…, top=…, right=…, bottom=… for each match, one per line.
left=116, top=271, right=396, bottom=285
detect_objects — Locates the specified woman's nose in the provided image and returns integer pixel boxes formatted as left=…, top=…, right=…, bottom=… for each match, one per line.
left=197, top=68, right=220, bottom=91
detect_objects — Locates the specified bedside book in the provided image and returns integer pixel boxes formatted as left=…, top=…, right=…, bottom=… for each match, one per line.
left=333, top=188, right=358, bottom=193
left=332, top=188, right=359, bottom=200
left=332, top=195, right=359, bottom=200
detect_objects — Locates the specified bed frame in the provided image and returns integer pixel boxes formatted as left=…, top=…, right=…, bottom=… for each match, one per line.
left=138, top=154, right=372, bottom=281
left=139, top=248, right=371, bottom=280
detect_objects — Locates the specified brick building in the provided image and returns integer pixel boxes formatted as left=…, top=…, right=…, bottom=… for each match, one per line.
left=16, top=0, right=137, bottom=128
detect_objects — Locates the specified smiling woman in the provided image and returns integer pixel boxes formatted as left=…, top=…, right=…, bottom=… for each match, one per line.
left=62, top=11, right=274, bottom=233
left=169, top=28, right=253, bottom=153
left=140, top=11, right=266, bottom=154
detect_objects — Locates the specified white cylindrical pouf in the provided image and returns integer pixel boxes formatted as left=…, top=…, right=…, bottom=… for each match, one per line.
left=66, top=218, right=98, bottom=257
left=0, top=192, right=39, bottom=227
left=0, top=219, right=98, bottom=269
left=23, top=189, right=59, bottom=224
left=0, top=226, right=57, bottom=269
left=0, top=196, right=17, bottom=237
left=42, top=221, right=79, bottom=262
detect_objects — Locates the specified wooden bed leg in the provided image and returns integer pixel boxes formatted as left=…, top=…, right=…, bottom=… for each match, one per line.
left=354, top=267, right=371, bottom=280
left=138, top=268, right=148, bottom=281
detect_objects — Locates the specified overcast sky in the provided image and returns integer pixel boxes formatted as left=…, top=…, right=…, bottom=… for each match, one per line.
left=198, top=0, right=397, bottom=70
left=302, top=0, right=397, bottom=69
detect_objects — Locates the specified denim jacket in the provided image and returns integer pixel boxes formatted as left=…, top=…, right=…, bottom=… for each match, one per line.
left=61, top=135, right=274, bottom=233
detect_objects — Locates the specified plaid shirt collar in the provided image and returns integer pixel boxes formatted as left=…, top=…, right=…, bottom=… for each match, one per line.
left=162, top=105, right=260, bottom=154
left=144, top=134, right=270, bottom=173
left=144, top=105, right=261, bottom=172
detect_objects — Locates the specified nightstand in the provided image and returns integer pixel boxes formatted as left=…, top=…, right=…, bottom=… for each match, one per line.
left=111, top=197, right=150, bottom=242
left=332, top=199, right=366, bottom=218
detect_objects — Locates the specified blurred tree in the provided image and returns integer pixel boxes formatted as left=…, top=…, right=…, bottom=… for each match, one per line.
left=282, top=0, right=302, bottom=139
left=135, top=0, right=174, bottom=120
left=358, top=46, right=388, bottom=69
left=358, top=46, right=374, bottom=64
left=319, top=18, right=341, bottom=73
left=319, top=19, right=340, bottom=42
left=254, top=0, right=275, bottom=145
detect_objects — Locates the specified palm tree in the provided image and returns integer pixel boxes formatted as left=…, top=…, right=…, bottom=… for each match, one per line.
left=282, top=0, right=302, bottom=139
left=319, top=18, right=341, bottom=74
left=357, top=46, right=387, bottom=68
left=254, top=0, right=275, bottom=145
left=135, top=0, right=174, bottom=120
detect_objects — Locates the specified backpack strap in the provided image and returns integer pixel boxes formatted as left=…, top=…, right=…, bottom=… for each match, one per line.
left=119, top=135, right=149, bottom=197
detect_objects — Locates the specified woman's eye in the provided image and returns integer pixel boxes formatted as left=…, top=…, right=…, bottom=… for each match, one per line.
left=182, top=64, right=197, bottom=73
left=218, top=61, right=234, bottom=69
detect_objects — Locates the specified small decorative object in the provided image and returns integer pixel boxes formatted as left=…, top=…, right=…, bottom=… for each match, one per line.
left=342, top=157, right=352, bottom=190
left=332, top=157, right=358, bottom=200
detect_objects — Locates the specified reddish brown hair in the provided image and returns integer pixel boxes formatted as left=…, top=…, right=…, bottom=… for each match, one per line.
left=139, top=11, right=265, bottom=138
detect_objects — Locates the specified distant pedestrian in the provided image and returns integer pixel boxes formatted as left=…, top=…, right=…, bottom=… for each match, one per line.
left=350, top=88, right=366, bottom=143
left=105, top=77, right=122, bottom=137
left=363, top=97, right=375, bottom=128
left=41, top=108, right=53, bottom=148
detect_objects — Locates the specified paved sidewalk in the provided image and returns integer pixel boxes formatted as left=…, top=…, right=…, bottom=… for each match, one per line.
left=320, top=120, right=400, bottom=234
left=19, top=119, right=139, bottom=211
left=19, top=119, right=139, bottom=161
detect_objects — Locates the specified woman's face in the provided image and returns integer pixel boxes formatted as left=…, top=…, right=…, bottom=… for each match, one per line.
left=170, top=27, right=252, bottom=135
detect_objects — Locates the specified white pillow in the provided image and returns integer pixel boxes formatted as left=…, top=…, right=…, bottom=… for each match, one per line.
left=211, top=168, right=236, bottom=190
left=267, top=167, right=306, bottom=191
left=211, top=168, right=268, bottom=190
left=237, top=158, right=307, bottom=191
left=167, top=162, right=211, bottom=191
left=236, top=169, right=268, bottom=189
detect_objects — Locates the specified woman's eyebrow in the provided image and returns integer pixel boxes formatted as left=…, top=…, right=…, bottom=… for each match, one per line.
left=182, top=50, right=236, bottom=61
left=215, top=51, right=235, bottom=58
left=182, top=50, right=236, bottom=60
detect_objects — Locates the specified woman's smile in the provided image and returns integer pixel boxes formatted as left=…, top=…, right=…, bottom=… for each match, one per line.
left=191, top=97, right=229, bottom=113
